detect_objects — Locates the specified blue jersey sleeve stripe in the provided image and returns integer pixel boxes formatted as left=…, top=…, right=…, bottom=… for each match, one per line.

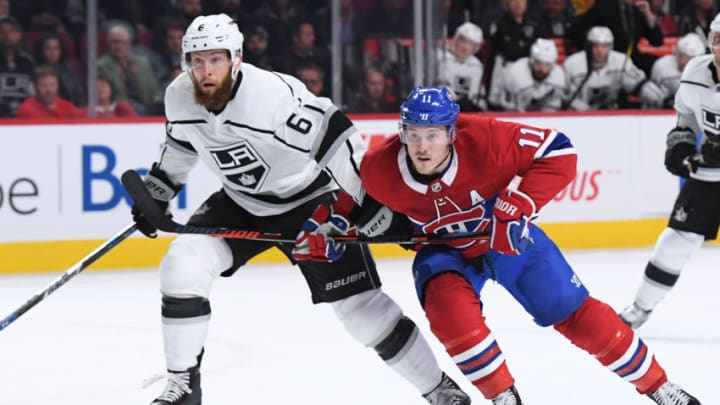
left=537, top=131, right=574, bottom=159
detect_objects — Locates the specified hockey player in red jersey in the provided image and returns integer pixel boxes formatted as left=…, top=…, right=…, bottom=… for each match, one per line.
left=294, top=86, right=702, bottom=404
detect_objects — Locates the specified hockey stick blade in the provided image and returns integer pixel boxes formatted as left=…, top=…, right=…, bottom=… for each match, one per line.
left=121, top=170, right=489, bottom=245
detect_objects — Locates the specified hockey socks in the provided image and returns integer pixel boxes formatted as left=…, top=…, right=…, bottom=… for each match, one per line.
left=423, top=272, right=514, bottom=399
left=554, top=296, right=667, bottom=394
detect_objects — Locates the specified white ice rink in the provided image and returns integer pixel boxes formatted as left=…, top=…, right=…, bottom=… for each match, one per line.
left=1, top=246, right=717, bottom=405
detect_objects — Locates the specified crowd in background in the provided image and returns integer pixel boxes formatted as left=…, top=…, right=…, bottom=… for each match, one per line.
left=0, top=0, right=715, bottom=118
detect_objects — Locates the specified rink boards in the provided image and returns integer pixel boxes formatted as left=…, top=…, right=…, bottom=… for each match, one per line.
left=1, top=112, right=716, bottom=273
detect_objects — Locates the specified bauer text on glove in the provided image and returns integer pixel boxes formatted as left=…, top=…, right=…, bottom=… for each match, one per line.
left=132, top=163, right=183, bottom=238
left=491, top=189, right=536, bottom=255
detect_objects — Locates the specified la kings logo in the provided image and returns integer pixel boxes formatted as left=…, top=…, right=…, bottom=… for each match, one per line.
left=208, top=141, right=269, bottom=191
left=701, top=108, right=720, bottom=137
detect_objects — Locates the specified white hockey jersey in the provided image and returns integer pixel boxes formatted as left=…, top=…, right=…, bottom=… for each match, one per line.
left=499, top=57, right=568, bottom=111
left=651, top=54, right=681, bottom=104
left=563, top=50, right=648, bottom=110
left=157, top=63, right=367, bottom=215
left=436, top=49, right=485, bottom=109
left=674, top=53, right=720, bottom=181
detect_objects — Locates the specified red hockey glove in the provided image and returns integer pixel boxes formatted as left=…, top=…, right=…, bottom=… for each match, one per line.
left=491, top=189, right=536, bottom=255
left=293, top=202, right=357, bottom=262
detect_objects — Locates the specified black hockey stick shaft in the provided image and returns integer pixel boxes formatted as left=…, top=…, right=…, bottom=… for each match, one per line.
left=0, top=224, right=137, bottom=332
left=121, top=170, right=490, bottom=245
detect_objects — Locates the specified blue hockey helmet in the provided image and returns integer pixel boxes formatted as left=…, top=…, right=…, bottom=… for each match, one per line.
left=400, top=87, right=460, bottom=142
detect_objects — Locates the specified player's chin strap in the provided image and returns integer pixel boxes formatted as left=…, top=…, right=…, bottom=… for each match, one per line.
left=433, top=145, right=454, bottom=172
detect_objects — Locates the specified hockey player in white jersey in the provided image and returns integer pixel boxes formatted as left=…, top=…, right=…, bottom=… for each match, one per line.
left=132, top=14, right=470, bottom=405
left=619, top=13, right=720, bottom=330
left=651, top=33, right=707, bottom=108
left=563, top=26, right=664, bottom=110
left=498, top=38, right=568, bottom=111
left=437, top=22, right=486, bottom=111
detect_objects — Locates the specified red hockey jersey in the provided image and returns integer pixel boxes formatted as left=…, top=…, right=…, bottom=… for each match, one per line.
left=360, top=114, right=577, bottom=257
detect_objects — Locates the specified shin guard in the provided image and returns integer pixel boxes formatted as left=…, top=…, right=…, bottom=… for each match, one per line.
left=554, top=296, right=667, bottom=394
left=424, top=272, right=514, bottom=399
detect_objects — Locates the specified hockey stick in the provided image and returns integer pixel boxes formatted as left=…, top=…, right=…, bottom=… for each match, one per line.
left=0, top=224, right=137, bottom=332
left=121, top=170, right=490, bottom=245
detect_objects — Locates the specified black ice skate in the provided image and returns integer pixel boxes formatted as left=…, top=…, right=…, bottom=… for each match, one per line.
left=491, top=385, right=522, bottom=405
left=150, top=363, right=201, bottom=405
left=648, top=381, right=701, bottom=405
left=423, top=372, right=472, bottom=405
left=150, top=350, right=203, bottom=405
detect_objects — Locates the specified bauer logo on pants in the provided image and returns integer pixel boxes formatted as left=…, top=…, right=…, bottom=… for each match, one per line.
left=325, top=271, right=367, bottom=291
left=208, top=141, right=269, bottom=191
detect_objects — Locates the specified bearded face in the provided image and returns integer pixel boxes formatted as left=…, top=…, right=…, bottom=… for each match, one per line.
left=192, top=69, right=234, bottom=110
left=188, top=50, right=237, bottom=110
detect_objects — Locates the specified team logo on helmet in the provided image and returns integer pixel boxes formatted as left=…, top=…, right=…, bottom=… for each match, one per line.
left=198, top=24, right=204, bottom=31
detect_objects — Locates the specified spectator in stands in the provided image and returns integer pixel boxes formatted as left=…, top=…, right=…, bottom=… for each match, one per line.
left=162, top=0, right=203, bottom=27
left=81, top=75, right=138, bottom=118
left=208, top=0, right=249, bottom=28
left=0, top=0, right=10, bottom=20
left=487, top=0, right=545, bottom=109
left=437, top=22, right=486, bottom=111
left=274, top=20, right=331, bottom=88
left=309, top=0, right=358, bottom=48
left=676, top=0, right=718, bottom=43
left=364, top=0, right=413, bottom=37
left=490, top=0, right=545, bottom=63
left=295, top=63, right=326, bottom=97
left=152, top=18, right=185, bottom=85
left=568, top=0, right=664, bottom=75
left=0, top=16, right=35, bottom=117
left=651, top=32, right=707, bottom=108
left=16, top=65, right=80, bottom=118
left=97, top=21, right=162, bottom=115
left=499, top=38, right=569, bottom=111
left=243, top=25, right=274, bottom=71
left=34, top=32, right=84, bottom=106
left=563, top=26, right=664, bottom=110
left=650, top=0, right=678, bottom=36
left=252, top=0, right=306, bottom=57
left=535, top=0, right=575, bottom=38
left=98, top=0, right=168, bottom=49
left=346, top=66, right=398, bottom=113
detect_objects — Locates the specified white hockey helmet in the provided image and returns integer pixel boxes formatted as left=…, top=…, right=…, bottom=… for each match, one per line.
left=453, top=22, right=483, bottom=52
left=530, top=38, right=558, bottom=64
left=586, top=26, right=614, bottom=45
left=676, top=33, right=706, bottom=57
left=182, top=13, right=244, bottom=78
left=709, top=12, right=720, bottom=48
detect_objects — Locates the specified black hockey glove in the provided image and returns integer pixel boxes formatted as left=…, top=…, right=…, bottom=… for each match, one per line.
left=664, top=143, right=698, bottom=178
left=132, top=163, right=182, bottom=238
left=701, top=141, right=720, bottom=166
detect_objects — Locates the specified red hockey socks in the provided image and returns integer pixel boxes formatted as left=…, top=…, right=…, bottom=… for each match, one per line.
left=553, top=296, right=667, bottom=394
left=423, top=272, right=514, bottom=399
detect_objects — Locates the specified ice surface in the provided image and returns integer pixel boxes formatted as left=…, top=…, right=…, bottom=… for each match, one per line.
left=0, top=246, right=716, bottom=404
